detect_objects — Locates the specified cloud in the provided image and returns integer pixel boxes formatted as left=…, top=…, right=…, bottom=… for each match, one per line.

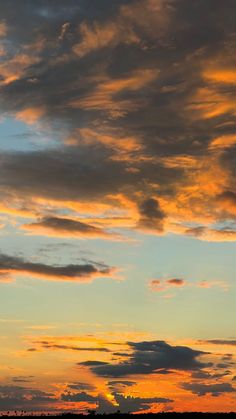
left=0, top=0, right=236, bottom=241
left=79, top=361, right=109, bottom=366
left=0, top=21, right=7, bottom=37
left=149, top=278, right=186, bottom=292
left=185, top=225, right=236, bottom=242
left=69, top=69, right=159, bottom=117
left=138, top=198, right=165, bottom=232
left=81, top=340, right=210, bottom=377
left=109, top=392, right=173, bottom=413
left=11, top=376, right=34, bottom=384
left=61, top=390, right=96, bottom=403
left=107, top=380, right=136, bottom=387
left=216, top=190, right=236, bottom=216
left=61, top=390, right=172, bottom=414
left=0, top=253, right=115, bottom=283
left=22, top=216, right=120, bottom=240
left=149, top=277, right=229, bottom=295
left=181, top=382, right=236, bottom=397
left=191, top=368, right=233, bottom=381
left=35, top=341, right=110, bottom=352
left=198, top=339, right=236, bottom=346
left=67, top=382, right=96, bottom=392
left=0, top=385, right=57, bottom=411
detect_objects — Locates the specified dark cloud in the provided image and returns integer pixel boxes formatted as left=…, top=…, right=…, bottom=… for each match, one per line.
left=38, top=342, right=110, bottom=352
left=109, top=392, right=173, bottom=413
left=61, top=391, right=96, bottom=403
left=191, top=370, right=231, bottom=381
left=79, top=361, right=109, bottom=366
left=82, top=340, right=210, bottom=377
left=61, top=389, right=172, bottom=413
left=107, top=380, right=136, bottom=387
left=67, top=382, right=96, bottom=391
left=23, top=216, right=116, bottom=239
left=138, top=198, right=165, bottom=232
left=217, top=363, right=233, bottom=369
left=0, top=252, right=115, bottom=282
left=199, top=339, right=236, bottom=346
left=166, top=278, right=185, bottom=286
left=11, top=376, right=34, bottom=383
left=107, top=380, right=136, bottom=392
left=181, top=382, right=236, bottom=397
left=0, top=385, right=57, bottom=411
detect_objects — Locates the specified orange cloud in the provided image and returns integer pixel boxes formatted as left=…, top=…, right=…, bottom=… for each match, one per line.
left=68, top=69, right=158, bottom=117
left=188, top=87, right=236, bottom=119
left=149, top=278, right=228, bottom=293
left=67, top=128, right=143, bottom=158
left=16, top=106, right=45, bottom=124
left=149, top=278, right=186, bottom=293
left=73, top=20, right=139, bottom=58
left=0, top=21, right=7, bottom=37
left=209, top=134, right=236, bottom=150
left=203, top=68, right=236, bottom=84
left=216, top=191, right=236, bottom=216
left=0, top=53, right=40, bottom=85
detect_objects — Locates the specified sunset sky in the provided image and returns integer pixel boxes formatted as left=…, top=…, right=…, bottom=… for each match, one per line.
left=0, top=0, right=235, bottom=414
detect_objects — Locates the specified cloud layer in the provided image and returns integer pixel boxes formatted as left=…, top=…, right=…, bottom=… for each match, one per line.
left=0, top=0, right=235, bottom=241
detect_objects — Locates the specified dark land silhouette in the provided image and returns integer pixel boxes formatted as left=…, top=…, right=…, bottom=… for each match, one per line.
left=0, top=412, right=236, bottom=418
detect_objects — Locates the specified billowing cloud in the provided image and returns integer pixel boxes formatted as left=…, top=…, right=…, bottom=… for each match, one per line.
left=80, top=340, right=210, bottom=377
left=109, top=392, right=173, bottom=413
left=138, top=198, right=165, bottom=232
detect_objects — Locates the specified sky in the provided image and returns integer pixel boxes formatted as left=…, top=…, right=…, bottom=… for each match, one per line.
left=0, top=0, right=235, bottom=414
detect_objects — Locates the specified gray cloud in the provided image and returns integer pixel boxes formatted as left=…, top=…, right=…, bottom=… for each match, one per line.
left=0, top=253, right=115, bottom=282
left=109, top=392, right=173, bottom=413
left=38, top=342, right=110, bottom=352
left=0, top=385, right=57, bottom=411
left=23, top=216, right=116, bottom=239
left=138, top=198, right=165, bottom=232
left=61, top=390, right=172, bottom=413
left=199, top=339, right=236, bottom=346
left=61, top=391, right=96, bottom=403
left=181, top=382, right=236, bottom=397
left=79, top=361, right=109, bottom=366
left=82, top=340, right=210, bottom=377
left=67, top=382, right=96, bottom=391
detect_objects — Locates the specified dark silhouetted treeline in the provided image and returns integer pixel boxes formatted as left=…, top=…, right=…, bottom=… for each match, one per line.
left=0, top=412, right=236, bottom=418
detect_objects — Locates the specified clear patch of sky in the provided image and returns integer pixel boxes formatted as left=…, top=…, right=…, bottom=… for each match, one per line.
left=0, top=117, right=61, bottom=151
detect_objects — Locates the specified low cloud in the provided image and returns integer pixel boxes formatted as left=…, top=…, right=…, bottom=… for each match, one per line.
left=80, top=340, right=210, bottom=377
left=181, top=382, right=236, bottom=397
